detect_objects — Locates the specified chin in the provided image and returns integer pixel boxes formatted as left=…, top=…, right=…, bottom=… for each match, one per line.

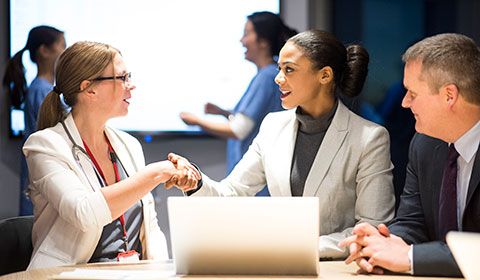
left=281, top=101, right=295, bottom=110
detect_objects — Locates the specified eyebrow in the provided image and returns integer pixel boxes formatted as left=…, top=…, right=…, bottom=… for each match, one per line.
left=278, top=61, right=298, bottom=67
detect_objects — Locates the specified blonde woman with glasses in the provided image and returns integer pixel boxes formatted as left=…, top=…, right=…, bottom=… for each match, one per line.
left=24, top=41, right=199, bottom=269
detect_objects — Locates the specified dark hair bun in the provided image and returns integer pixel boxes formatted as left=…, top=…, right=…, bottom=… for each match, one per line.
left=340, top=45, right=369, bottom=97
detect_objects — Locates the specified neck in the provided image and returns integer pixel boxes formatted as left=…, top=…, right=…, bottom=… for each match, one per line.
left=444, top=100, right=480, bottom=143
left=448, top=110, right=480, bottom=143
left=254, top=54, right=274, bottom=69
left=301, top=84, right=336, bottom=118
left=72, top=108, right=108, bottom=149
left=36, top=60, right=55, bottom=84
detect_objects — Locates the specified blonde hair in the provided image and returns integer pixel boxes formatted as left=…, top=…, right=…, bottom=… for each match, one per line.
left=37, top=41, right=120, bottom=130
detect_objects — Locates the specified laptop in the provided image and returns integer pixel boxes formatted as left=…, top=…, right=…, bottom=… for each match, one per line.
left=167, top=196, right=319, bottom=276
left=446, top=231, right=480, bottom=280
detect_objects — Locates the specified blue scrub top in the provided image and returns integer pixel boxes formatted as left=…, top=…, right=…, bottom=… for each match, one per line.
left=19, top=77, right=53, bottom=215
left=226, top=63, right=283, bottom=174
left=24, top=77, right=53, bottom=137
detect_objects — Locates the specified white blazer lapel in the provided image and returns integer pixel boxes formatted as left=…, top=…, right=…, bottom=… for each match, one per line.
left=303, top=102, right=349, bottom=196
left=63, top=114, right=104, bottom=191
left=269, top=110, right=298, bottom=196
left=104, top=128, right=137, bottom=177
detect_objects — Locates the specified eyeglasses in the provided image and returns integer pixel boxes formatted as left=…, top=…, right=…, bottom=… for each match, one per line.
left=92, top=72, right=131, bottom=84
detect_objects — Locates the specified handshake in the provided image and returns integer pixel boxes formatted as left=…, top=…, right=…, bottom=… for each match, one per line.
left=147, top=153, right=202, bottom=193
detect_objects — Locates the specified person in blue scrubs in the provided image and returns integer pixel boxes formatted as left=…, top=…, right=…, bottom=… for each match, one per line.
left=2, top=25, right=66, bottom=215
left=180, top=12, right=297, bottom=182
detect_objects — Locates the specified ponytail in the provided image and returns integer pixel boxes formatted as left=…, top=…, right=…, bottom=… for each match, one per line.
left=37, top=90, right=66, bottom=131
left=339, top=45, right=369, bottom=98
left=2, top=25, right=64, bottom=110
left=2, top=49, right=27, bottom=109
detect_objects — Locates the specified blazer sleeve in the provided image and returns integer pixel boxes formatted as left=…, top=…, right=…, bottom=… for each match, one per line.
left=412, top=241, right=462, bottom=277
left=389, top=134, right=430, bottom=244
left=23, top=131, right=112, bottom=232
left=142, top=193, right=169, bottom=260
left=193, top=121, right=269, bottom=196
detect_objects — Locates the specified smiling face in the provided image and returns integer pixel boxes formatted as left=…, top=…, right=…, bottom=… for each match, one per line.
left=92, top=53, right=136, bottom=119
left=274, top=41, right=324, bottom=114
left=402, top=60, right=447, bottom=138
left=240, top=20, right=263, bottom=64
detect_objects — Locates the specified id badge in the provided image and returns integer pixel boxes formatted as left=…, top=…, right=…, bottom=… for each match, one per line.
left=117, top=250, right=140, bottom=263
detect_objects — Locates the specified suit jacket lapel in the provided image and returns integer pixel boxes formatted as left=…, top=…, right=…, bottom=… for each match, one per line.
left=303, top=102, right=348, bottom=197
left=432, top=142, right=448, bottom=231
left=465, top=142, right=480, bottom=207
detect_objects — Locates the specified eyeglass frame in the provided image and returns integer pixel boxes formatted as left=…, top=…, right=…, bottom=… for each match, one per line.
left=91, top=72, right=131, bottom=84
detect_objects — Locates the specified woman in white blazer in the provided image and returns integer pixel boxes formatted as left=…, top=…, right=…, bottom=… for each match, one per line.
left=170, top=30, right=395, bottom=259
left=23, top=41, right=199, bottom=269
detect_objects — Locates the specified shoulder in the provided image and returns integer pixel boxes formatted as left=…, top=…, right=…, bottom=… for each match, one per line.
left=262, top=109, right=294, bottom=123
left=259, top=109, right=295, bottom=132
left=29, top=78, right=53, bottom=94
left=337, top=102, right=389, bottom=140
left=23, top=123, right=69, bottom=155
left=106, top=127, right=142, bottom=149
left=255, top=64, right=278, bottom=80
left=410, top=133, right=445, bottom=154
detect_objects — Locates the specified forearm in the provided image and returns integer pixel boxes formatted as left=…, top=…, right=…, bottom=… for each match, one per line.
left=197, top=119, right=237, bottom=139
left=101, top=167, right=165, bottom=219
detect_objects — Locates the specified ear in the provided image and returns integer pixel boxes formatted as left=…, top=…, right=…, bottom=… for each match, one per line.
left=318, top=66, right=334, bottom=85
left=443, top=83, right=459, bottom=108
left=258, top=38, right=270, bottom=51
left=79, top=80, right=95, bottom=96
left=37, top=44, right=49, bottom=59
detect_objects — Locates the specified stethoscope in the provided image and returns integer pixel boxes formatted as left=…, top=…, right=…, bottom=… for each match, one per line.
left=60, top=120, right=135, bottom=191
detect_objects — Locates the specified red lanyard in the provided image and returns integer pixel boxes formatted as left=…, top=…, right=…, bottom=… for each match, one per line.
left=83, top=139, right=129, bottom=248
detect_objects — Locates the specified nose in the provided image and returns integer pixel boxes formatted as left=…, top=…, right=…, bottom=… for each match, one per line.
left=401, top=92, right=410, bottom=108
left=274, top=71, right=284, bottom=85
left=126, top=81, right=136, bottom=91
left=240, top=35, right=246, bottom=46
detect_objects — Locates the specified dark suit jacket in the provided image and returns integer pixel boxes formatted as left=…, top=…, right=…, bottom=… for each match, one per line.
left=389, top=133, right=480, bottom=277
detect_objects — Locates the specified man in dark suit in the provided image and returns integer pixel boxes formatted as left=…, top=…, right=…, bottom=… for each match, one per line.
left=339, top=33, right=480, bottom=277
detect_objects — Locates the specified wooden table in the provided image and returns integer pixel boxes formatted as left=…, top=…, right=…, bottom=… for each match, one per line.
left=1, top=260, right=463, bottom=279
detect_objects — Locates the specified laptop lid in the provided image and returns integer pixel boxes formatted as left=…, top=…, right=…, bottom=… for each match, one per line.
left=446, top=231, right=480, bottom=280
left=168, top=196, right=319, bottom=276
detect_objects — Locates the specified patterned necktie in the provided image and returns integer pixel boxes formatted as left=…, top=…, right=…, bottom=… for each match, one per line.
left=438, top=144, right=460, bottom=241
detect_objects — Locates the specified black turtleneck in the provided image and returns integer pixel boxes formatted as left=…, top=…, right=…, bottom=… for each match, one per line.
left=290, top=101, right=338, bottom=196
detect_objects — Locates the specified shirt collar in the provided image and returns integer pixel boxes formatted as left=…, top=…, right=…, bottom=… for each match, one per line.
left=454, top=120, right=480, bottom=163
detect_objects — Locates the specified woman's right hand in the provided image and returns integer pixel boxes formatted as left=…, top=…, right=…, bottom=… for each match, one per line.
left=145, top=160, right=198, bottom=191
left=165, top=153, right=201, bottom=192
left=144, top=160, right=178, bottom=183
